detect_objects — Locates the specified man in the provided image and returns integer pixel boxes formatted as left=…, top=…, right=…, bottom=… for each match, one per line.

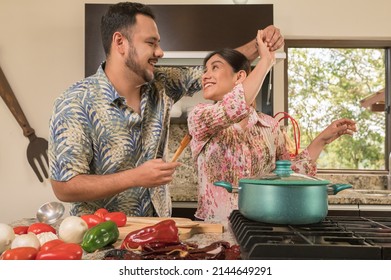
left=48, top=2, right=284, bottom=217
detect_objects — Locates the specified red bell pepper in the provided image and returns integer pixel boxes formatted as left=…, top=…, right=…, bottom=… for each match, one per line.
left=94, top=208, right=109, bottom=219
left=36, top=241, right=83, bottom=260
left=104, top=211, right=127, bottom=227
left=1, top=247, right=38, bottom=260
left=40, top=239, right=65, bottom=251
left=13, top=225, right=29, bottom=235
left=27, top=222, right=56, bottom=235
left=81, top=214, right=105, bottom=228
left=120, top=219, right=179, bottom=250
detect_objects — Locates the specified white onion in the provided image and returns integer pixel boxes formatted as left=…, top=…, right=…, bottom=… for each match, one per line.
left=11, top=232, right=40, bottom=250
left=0, top=223, right=15, bottom=254
left=59, top=216, right=88, bottom=244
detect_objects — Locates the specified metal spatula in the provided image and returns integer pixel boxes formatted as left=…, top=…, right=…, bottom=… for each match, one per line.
left=0, top=65, right=49, bottom=182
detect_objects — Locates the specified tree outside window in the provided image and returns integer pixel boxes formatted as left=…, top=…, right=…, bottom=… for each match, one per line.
left=286, top=42, right=389, bottom=170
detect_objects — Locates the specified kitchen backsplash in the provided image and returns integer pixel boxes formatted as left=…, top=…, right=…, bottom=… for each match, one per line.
left=167, top=124, right=388, bottom=202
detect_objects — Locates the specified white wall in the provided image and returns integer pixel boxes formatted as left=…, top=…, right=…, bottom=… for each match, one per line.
left=0, top=0, right=390, bottom=224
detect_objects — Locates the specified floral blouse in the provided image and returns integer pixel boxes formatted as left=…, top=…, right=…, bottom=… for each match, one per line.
left=187, top=84, right=317, bottom=222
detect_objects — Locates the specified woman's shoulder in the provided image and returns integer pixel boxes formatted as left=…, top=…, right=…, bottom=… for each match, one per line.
left=256, top=111, right=280, bottom=126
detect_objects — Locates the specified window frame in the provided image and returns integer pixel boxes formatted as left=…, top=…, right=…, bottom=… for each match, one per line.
left=284, top=40, right=391, bottom=174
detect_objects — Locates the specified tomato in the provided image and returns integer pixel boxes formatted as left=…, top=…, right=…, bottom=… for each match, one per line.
left=40, top=239, right=65, bottom=251
left=13, top=226, right=29, bottom=235
left=27, top=223, right=56, bottom=235
left=94, top=208, right=109, bottom=219
left=1, top=247, right=38, bottom=260
left=80, top=214, right=105, bottom=228
left=104, top=211, right=127, bottom=227
left=36, top=243, right=83, bottom=260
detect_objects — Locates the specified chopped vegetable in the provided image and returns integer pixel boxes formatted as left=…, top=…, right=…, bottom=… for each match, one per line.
left=120, top=219, right=179, bottom=250
left=81, top=221, right=119, bottom=253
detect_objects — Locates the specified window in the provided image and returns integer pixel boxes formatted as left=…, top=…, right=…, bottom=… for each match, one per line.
left=284, top=40, right=391, bottom=172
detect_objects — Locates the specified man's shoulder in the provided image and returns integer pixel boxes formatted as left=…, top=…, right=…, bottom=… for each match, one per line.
left=58, top=75, right=103, bottom=101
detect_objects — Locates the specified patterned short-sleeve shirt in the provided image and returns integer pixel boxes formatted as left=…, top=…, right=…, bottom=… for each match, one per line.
left=49, top=63, right=202, bottom=217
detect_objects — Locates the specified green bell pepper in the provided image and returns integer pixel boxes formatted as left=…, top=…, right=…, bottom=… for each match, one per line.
left=81, top=220, right=119, bottom=253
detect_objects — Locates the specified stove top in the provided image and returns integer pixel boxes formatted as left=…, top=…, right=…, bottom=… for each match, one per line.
left=229, top=210, right=391, bottom=260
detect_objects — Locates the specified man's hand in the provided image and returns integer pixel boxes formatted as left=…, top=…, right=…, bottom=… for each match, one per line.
left=134, top=159, right=182, bottom=187
left=263, top=25, right=284, bottom=51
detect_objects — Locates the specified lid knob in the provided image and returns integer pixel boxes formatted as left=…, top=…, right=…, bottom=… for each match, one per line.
left=273, top=160, right=293, bottom=177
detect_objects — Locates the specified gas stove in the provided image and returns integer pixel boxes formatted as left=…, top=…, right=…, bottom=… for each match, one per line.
left=229, top=210, right=391, bottom=260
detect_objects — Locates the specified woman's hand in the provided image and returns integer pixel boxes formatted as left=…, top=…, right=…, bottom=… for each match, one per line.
left=256, top=30, right=276, bottom=69
left=317, top=118, right=357, bottom=145
left=307, top=118, right=357, bottom=161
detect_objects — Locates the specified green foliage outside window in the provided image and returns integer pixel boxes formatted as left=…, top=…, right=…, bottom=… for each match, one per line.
left=288, top=48, right=385, bottom=169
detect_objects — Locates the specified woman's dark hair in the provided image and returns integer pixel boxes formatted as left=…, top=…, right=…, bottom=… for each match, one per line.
left=203, top=48, right=251, bottom=75
left=101, top=2, right=155, bottom=56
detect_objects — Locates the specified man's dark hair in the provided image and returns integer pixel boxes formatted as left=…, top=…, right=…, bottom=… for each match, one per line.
left=100, top=2, right=155, bottom=56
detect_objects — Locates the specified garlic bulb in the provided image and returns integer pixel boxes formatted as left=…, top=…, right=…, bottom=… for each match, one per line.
left=36, top=231, right=58, bottom=246
left=0, top=223, right=15, bottom=254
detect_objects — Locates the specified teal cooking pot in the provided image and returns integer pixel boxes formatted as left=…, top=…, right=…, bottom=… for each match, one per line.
left=213, top=160, right=352, bottom=225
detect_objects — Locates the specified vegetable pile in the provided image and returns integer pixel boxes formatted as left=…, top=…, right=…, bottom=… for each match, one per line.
left=0, top=208, right=126, bottom=260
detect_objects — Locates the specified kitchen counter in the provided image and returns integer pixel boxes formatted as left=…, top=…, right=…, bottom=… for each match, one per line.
left=7, top=189, right=391, bottom=260
left=329, top=188, right=391, bottom=205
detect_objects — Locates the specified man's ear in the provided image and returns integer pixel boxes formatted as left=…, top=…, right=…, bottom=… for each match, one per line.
left=112, top=32, right=126, bottom=55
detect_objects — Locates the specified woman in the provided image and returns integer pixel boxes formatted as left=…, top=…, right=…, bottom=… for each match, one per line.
left=187, top=30, right=356, bottom=222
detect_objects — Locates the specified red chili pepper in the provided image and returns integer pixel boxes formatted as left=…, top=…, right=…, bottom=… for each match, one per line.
left=104, top=211, right=127, bottom=227
left=94, top=208, right=109, bottom=219
left=120, top=219, right=179, bottom=250
left=36, top=242, right=83, bottom=260
left=27, top=222, right=56, bottom=235
left=13, top=225, right=29, bottom=235
left=81, top=214, right=105, bottom=228
left=1, top=247, right=38, bottom=260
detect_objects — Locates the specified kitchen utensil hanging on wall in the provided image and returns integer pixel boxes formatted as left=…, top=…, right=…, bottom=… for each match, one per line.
left=0, top=65, right=49, bottom=182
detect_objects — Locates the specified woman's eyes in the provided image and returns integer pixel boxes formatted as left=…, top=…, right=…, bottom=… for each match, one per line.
left=203, top=65, right=219, bottom=73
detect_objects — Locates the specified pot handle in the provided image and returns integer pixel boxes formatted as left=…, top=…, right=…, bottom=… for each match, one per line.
left=213, top=181, right=234, bottom=193
left=327, top=183, right=352, bottom=195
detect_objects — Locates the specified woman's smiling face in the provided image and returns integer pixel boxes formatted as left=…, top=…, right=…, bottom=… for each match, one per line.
left=202, top=54, right=238, bottom=101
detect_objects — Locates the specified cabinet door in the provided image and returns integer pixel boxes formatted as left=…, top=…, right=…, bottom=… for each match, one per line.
left=85, top=4, right=273, bottom=77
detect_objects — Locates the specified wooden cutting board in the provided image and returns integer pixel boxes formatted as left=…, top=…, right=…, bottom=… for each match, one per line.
left=115, top=217, right=224, bottom=247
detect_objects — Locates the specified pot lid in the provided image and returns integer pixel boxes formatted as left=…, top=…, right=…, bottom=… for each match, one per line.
left=240, top=160, right=330, bottom=185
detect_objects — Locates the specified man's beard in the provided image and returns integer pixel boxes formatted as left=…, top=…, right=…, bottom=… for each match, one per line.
left=125, top=44, right=154, bottom=83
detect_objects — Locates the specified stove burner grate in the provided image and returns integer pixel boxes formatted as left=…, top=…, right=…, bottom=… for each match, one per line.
left=229, top=210, right=391, bottom=260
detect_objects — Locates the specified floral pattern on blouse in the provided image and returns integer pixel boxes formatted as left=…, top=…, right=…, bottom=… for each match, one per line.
left=187, top=84, right=317, bottom=222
